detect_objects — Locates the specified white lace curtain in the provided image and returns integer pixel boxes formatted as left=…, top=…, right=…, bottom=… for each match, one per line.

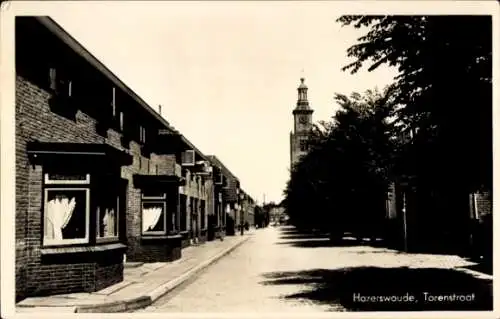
left=44, top=196, right=76, bottom=240
left=142, top=207, right=163, bottom=232
left=101, top=208, right=116, bottom=236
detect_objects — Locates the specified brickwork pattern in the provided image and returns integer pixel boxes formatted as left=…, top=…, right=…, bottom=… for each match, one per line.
left=15, top=72, right=169, bottom=298
left=16, top=76, right=121, bottom=300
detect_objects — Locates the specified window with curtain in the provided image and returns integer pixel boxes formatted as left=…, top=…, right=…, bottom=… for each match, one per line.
left=96, top=195, right=119, bottom=240
left=43, top=187, right=90, bottom=246
left=142, top=201, right=166, bottom=235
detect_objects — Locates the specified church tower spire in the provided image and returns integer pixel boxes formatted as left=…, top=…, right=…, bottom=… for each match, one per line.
left=296, top=77, right=309, bottom=108
left=290, top=77, right=314, bottom=169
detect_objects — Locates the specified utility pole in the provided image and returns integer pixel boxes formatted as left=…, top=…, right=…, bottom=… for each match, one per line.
left=402, top=192, right=408, bottom=253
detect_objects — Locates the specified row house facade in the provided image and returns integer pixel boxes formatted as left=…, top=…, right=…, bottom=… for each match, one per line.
left=239, top=189, right=255, bottom=229
left=206, top=155, right=246, bottom=236
left=14, top=16, right=249, bottom=301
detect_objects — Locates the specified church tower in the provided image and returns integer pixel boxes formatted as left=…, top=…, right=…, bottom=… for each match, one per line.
left=290, top=77, right=314, bottom=169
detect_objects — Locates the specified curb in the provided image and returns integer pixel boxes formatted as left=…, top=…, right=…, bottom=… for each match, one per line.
left=76, top=235, right=251, bottom=313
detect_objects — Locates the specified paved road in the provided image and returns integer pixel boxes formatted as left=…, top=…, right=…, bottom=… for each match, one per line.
left=138, top=226, right=493, bottom=312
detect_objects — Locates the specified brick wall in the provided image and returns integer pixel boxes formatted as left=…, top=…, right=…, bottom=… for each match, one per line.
left=178, top=168, right=210, bottom=243
left=123, top=143, right=184, bottom=262
left=126, top=237, right=181, bottom=262
left=16, top=75, right=128, bottom=300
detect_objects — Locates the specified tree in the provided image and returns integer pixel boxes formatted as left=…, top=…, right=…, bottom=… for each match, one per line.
left=284, top=87, right=396, bottom=237
left=337, top=15, right=492, bottom=251
left=336, top=15, right=492, bottom=193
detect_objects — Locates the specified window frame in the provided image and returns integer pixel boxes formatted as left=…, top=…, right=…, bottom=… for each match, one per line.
left=42, top=187, right=91, bottom=247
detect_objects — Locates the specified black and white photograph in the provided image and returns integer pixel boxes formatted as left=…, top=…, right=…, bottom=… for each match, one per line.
left=0, top=1, right=497, bottom=317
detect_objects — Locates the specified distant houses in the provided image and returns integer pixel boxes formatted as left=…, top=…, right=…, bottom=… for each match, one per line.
left=15, top=16, right=254, bottom=301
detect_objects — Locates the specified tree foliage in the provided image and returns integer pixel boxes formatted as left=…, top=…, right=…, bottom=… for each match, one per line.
left=284, top=88, right=396, bottom=234
left=337, top=15, right=492, bottom=193
left=284, top=16, right=492, bottom=239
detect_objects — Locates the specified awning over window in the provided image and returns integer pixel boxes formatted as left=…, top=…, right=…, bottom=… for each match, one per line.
left=27, top=141, right=133, bottom=167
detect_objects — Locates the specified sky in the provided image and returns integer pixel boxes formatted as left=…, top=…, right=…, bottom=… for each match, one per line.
left=6, top=1, right=493, bottom=204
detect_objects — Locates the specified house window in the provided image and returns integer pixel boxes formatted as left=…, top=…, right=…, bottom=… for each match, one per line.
left=96, top=194, right=119, bottom=241
left=142, top=192, right=167, bottom=235
left=180, top=194, right=187, bottom=231
left=48, top=67, right=72, bottom=97
left=112, top=87, right=116, bottom=117
left=168, top=204, right=177, bottom=234
left=142, top=201, right=167, bottom=235
left=200, top=200, right=206, bottom=230
left=139, top=126, right=146, bottom=144
left=119, top=112, right=124, bottom=131
left=49, top=68, right=57, bottom=91
left=42, top=173, right=90, bottom=246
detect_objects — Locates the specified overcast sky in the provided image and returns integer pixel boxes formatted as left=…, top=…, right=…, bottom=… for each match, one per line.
left=5, top=1, right=496, bottom=204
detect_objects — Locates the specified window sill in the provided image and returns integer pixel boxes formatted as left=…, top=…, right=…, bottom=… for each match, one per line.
left=142, top=234, right=182, bottom=241
left=41, top=243, right=126, bottom=256
left=96, top=236, right=120, bottom=244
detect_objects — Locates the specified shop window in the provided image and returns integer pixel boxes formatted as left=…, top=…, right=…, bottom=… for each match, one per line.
left=43, top=173, right=90, bottom=246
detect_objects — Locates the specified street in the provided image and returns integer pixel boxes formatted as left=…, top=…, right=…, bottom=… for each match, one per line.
left=137, top=226, right=493, bottom=312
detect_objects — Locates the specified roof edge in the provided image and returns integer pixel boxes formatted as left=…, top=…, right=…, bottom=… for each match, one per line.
left=35, top=16, right=173, bottom=131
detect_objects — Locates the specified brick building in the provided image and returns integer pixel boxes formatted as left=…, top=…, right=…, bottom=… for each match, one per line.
left=206, top=155, right=241, bottom=236
left=14, top=16, right=227, bottom=301
left=239, top=189, right=255, bottom=229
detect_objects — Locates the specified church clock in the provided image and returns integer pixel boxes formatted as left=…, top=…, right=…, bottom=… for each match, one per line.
left=298, top=115, right=308, bottom=125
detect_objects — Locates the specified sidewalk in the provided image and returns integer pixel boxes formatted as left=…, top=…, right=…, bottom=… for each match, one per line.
left=16, top=230, right=254, bottom=313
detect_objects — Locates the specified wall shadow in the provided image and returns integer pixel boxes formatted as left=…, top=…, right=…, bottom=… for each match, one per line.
left=276, top=237, right=387, bottom=249
left=279, top=233, right=330, bottom=240
left=279, top=226, right=493, bottom=262
left=260, top=266, right=493, bottom=311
